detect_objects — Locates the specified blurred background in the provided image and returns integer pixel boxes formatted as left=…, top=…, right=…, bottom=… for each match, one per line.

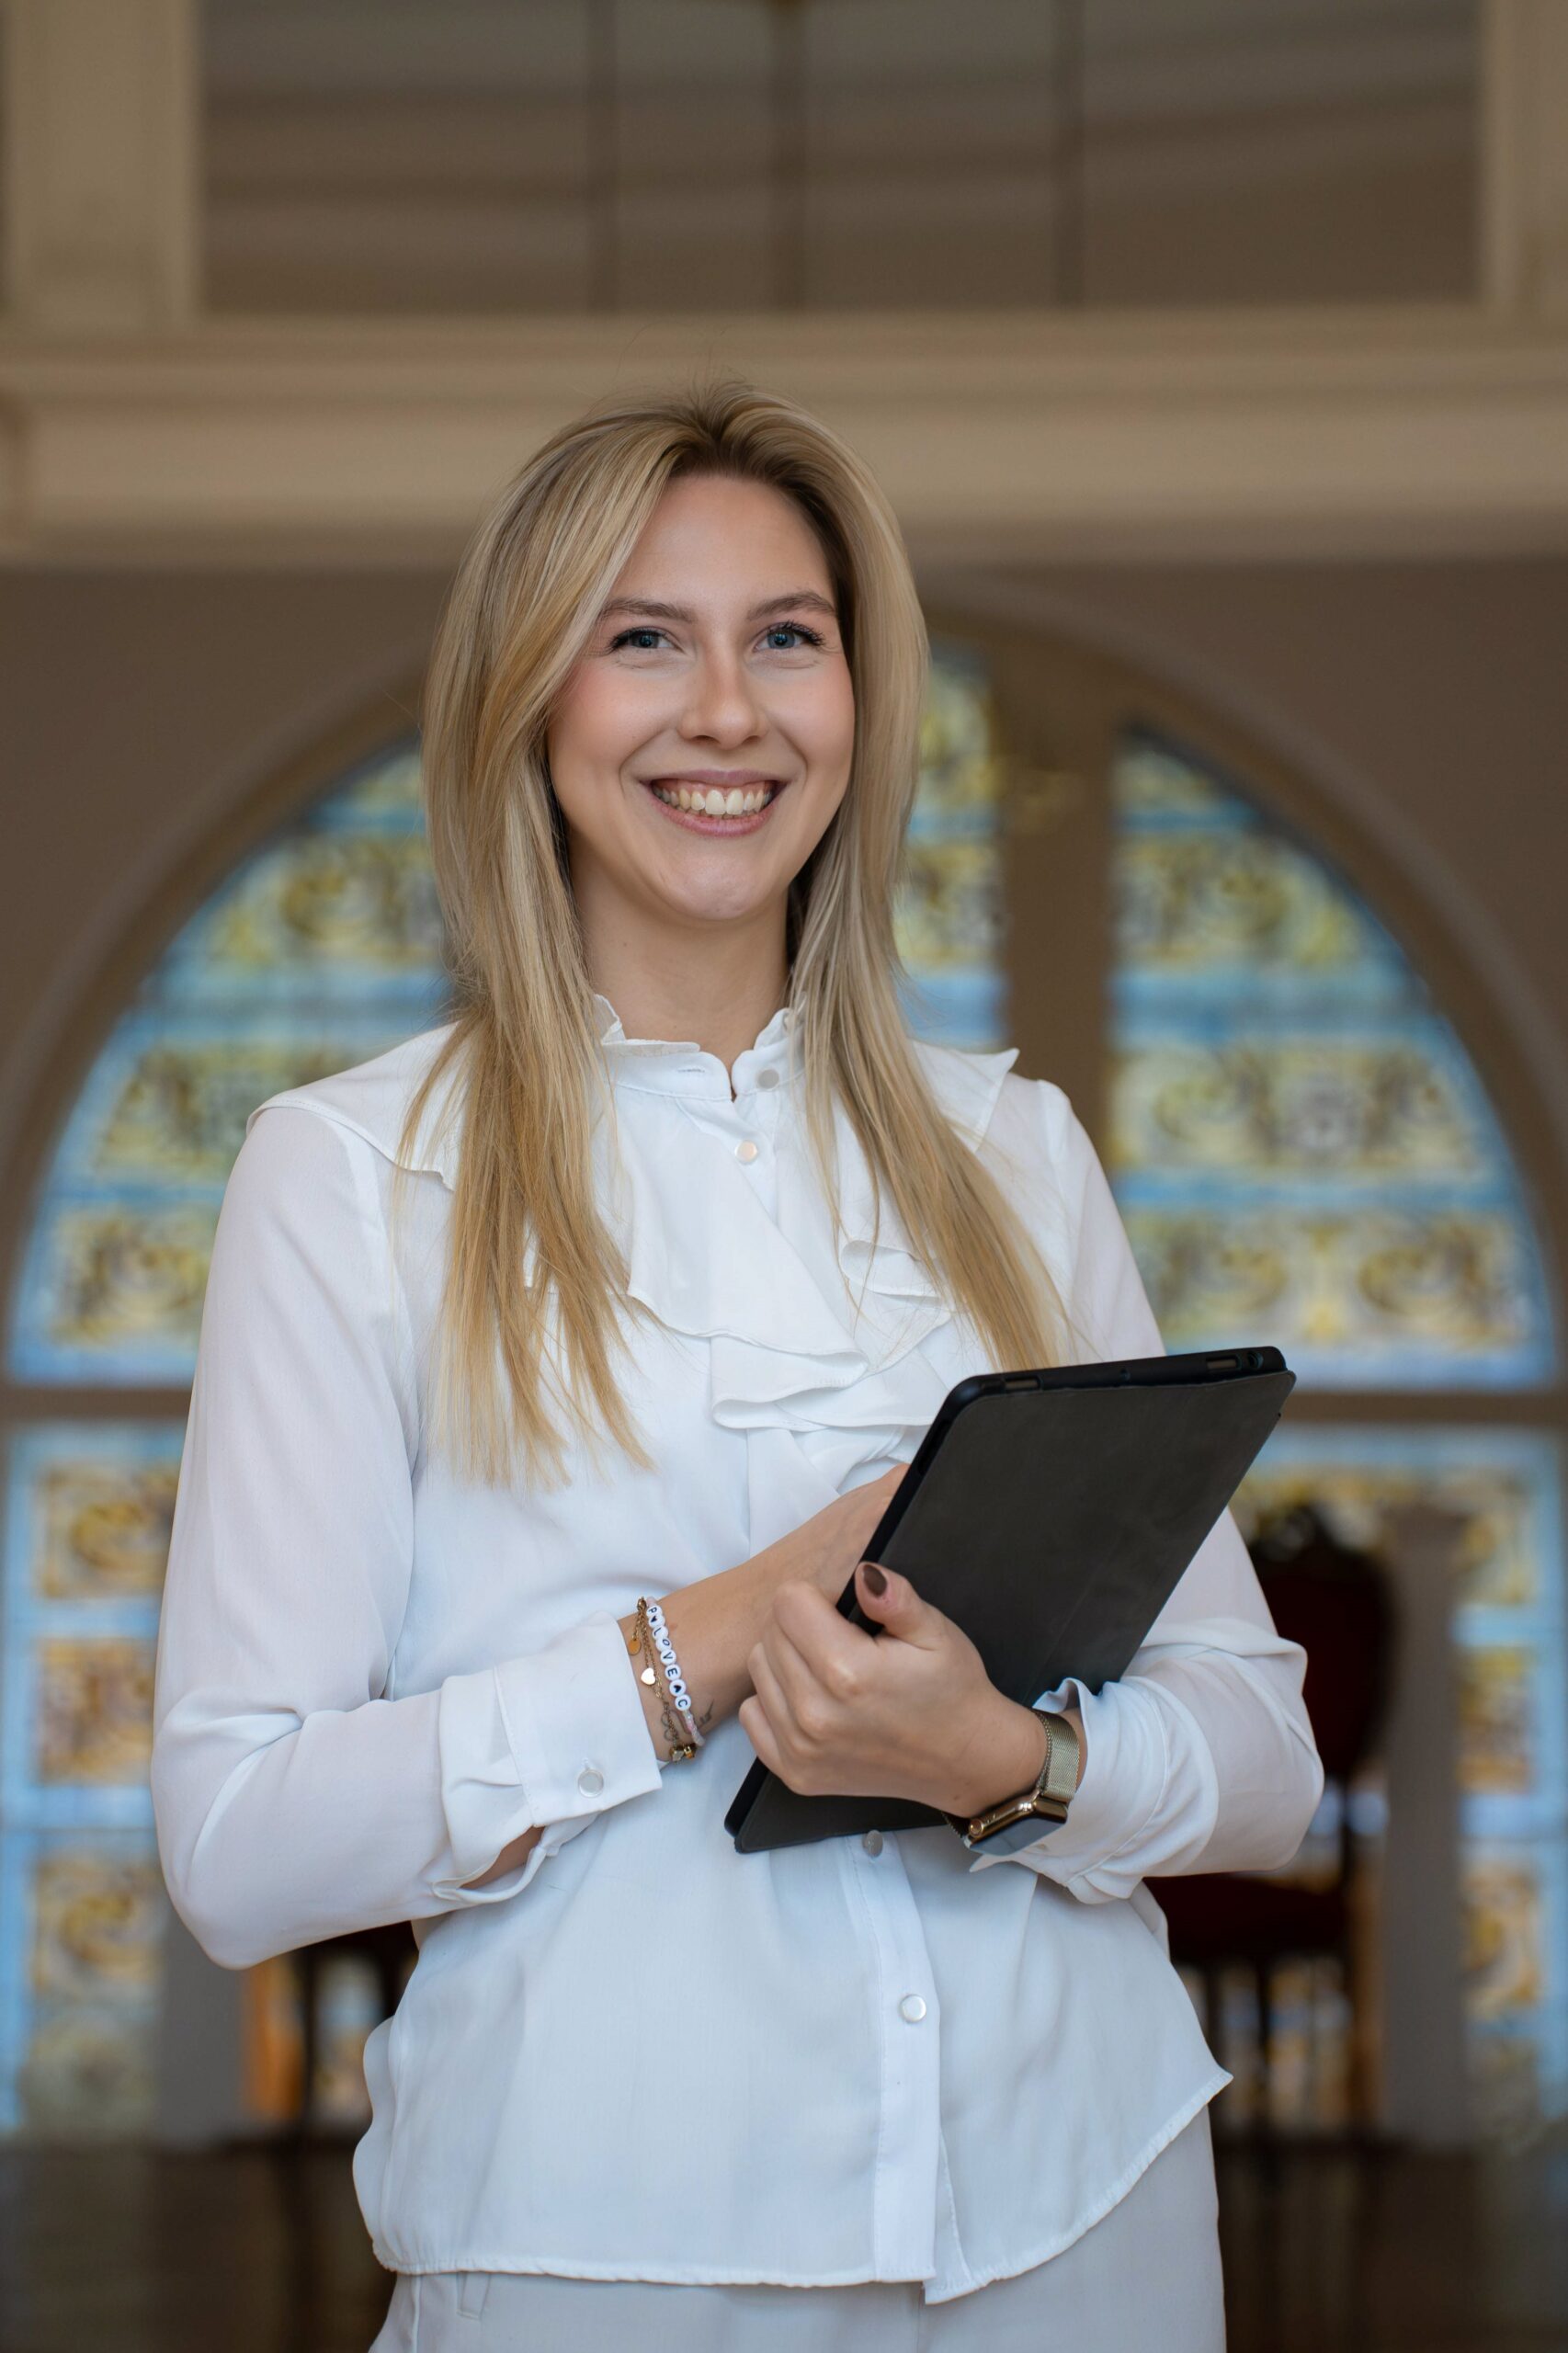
left=1, top=0, right=1567, bottom=2346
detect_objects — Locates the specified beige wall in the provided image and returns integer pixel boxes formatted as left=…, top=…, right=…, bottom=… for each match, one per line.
left=0, top=569, right=446, bottom=1161
left=3, top=556, right=1567, bottom=1231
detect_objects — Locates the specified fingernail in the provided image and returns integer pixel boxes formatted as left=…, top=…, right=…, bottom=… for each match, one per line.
left=860, top=1562, right=887, bottom=1596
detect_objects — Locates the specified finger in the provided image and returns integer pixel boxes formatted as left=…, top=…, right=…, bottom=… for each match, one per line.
left=738, top=1691, right=785, bottom=1777
left=772, top=1579, right=874, bottom=1699
left=757, top=1611, right=842, bottom=1735
left=748, top=1635, right=801, bottom=1741
left=853, top=1559, right=944, bottom=1648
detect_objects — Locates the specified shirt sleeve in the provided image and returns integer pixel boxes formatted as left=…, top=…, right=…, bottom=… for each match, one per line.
left=967, top=1086, right=1325, bottom=1902
left=150, top=1102, right=663, bottom=1972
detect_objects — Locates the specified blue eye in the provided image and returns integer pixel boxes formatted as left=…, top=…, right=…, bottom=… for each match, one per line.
left=763, top=623, right=824, bottom=651
left=608, top=627, right=668, bottom=652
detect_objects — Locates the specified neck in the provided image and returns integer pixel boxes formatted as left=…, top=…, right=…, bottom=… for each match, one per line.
left=583, top=913, right=791, bottom=1076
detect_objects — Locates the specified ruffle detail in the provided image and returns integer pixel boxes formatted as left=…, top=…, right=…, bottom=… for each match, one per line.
left=251, top=1017, right=1025, bottom=1528
left=600, top=1040, right=1020, bottom=1522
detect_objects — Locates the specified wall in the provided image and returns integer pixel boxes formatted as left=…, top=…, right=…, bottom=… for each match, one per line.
left=0, top=570, right=447, bottom=1176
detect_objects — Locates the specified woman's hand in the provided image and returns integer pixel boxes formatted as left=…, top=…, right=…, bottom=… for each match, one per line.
left=745, top=1463, right=908, bottom=1607
left=740, top=1561, right=1085, bottom=1821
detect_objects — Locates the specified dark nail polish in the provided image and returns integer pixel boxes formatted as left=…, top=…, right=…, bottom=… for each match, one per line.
left=860, top=1563, right=887, bottom=1596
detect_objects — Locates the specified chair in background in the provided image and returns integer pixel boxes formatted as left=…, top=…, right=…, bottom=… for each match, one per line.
left=1148, top=1502, right=1395, bottom=2136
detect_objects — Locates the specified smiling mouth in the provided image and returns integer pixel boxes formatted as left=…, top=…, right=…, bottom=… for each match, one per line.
left=646, top=780, right=781, bottom=818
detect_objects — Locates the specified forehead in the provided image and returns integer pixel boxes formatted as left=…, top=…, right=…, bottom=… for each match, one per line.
left=609, top=474, right=835, bottom=604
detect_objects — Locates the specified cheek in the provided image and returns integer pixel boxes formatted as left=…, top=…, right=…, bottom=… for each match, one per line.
left=549, top=667, right=651, bottom=779
left=802, top=668, right=856, bottom=778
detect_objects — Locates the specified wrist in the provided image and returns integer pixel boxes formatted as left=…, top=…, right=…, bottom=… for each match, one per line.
left=944, top=1695, right=1049, bottom=1822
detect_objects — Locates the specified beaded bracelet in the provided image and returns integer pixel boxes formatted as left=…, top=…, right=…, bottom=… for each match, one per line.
left=642, top=1596, right=704, bottom=1755
left=633, top=1594, right=703, bottom=1759
left=628, top=1597, right=697, bottom=1763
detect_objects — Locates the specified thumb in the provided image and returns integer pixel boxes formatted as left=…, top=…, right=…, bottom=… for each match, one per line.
left=855, top=1559, right=937, bottom=1643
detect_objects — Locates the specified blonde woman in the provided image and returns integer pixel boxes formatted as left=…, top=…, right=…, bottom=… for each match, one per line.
left=151, top=381, right=1323, bottom=2352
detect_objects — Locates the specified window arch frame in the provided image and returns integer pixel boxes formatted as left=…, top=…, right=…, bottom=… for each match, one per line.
left=2, top=620, right=1563, bottom=2144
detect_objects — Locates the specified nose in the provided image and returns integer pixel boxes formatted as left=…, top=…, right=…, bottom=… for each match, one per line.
left=678, top=645, right=766, bottom=749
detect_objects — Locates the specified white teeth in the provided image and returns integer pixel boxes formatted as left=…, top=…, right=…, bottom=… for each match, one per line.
left=650, top=781, right=777, bottom=817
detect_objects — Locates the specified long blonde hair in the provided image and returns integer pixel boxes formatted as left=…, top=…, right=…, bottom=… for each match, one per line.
left=400, top=376, right=1063, bottom=1487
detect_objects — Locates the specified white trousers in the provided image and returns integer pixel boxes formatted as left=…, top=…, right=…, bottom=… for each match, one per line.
left=369, top=2104, right=1223, bottom=2352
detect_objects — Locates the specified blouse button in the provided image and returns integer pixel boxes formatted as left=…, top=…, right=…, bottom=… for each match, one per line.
left=756, top=1067, right=780, bottom=1090
left=577, top=1766, right=605, bottom=1796
left=735, top=1139, right=759, bottom=1164
left=861, top=1831, right=883, bottom=1857
left=899, top=1995, right=928, bottom=2025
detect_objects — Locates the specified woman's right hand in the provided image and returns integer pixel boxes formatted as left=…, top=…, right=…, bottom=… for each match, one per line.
left=747, top=1463, right=908, bottom=1606
left=610, top=1463, right=910, bottom=1777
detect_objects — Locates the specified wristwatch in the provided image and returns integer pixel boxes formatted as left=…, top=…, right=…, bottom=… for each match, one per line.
left=946, top=1709, right=1081, bottom=1855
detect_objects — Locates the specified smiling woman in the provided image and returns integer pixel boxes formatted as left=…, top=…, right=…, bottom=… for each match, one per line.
left=148, top=379, right=1321, bottom=2352
left=548, top=479, right=856, bottom=943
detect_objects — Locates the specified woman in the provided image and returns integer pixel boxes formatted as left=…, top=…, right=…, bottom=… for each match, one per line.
left=151, top=381, right=1324, bottom=2351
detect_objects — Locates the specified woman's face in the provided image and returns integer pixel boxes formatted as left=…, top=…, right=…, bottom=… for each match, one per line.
left=547, top=472, right=856, bottom=947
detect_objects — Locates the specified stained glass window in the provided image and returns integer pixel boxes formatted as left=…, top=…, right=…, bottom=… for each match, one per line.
left=894, top=639, right=1009, bottom=1050
left=0, top=652, right=1004, bottom=2136
left=1109, top=733, right=1553, bottom=1388
left=8, top=685, right=1556, bottom=2147
left=1111, top=730, right=1566, bottom=2143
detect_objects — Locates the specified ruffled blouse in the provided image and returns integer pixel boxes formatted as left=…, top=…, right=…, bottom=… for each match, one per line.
left=150, top=995, right=1323, bottom=2302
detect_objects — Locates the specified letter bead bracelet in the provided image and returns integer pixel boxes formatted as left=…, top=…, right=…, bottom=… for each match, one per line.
left=631, top=1595, right=704, bottom=1762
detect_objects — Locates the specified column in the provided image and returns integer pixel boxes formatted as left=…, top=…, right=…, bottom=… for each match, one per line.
left=2, top=0, right=201, bottom=334
left=1481, top=0, right=1568, bottom=321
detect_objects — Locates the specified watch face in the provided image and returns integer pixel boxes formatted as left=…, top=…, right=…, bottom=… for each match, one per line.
left=964, top=1806, right=1063, bottom=1856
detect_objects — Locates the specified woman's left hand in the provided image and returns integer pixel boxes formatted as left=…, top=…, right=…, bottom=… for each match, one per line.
left=740, top=1561, right=1084, bottom=1821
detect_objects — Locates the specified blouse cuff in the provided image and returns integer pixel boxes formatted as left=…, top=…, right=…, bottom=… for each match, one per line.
left=964, top=1673, right=1169, bottom=1888
left=432, top=1610, right=662, bottom=1904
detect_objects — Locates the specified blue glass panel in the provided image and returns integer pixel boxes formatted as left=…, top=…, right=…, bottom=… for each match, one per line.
left=895, top=640, right=1008, bottom=1048
left=6, top=737, right=447, bottom=1384
left=0, top=1827, right=165, bottom=2135
left=1110, top=729, right=1557, bottom=1388
left=0, top=1427, right=182, bottom=2131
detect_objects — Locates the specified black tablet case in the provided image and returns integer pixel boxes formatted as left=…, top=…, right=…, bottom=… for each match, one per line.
left=726, top=1348, right=1295, bottom=1853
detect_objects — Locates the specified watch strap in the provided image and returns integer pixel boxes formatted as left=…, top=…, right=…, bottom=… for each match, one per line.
left=948, top=1709, right=1081, bottom=1850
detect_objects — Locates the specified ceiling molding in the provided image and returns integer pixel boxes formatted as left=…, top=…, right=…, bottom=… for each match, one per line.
left=3, top=302, right=1568, bottom=565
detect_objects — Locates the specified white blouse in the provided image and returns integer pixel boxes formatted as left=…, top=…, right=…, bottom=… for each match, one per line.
left=150, top=996, right=1324, bottom=2303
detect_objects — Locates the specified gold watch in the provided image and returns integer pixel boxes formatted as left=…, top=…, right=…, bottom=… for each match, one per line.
left=947, top=1709, right=1081, bottom=1854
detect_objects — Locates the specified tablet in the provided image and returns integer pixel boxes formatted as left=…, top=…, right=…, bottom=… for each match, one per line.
left=725, top=1345, right=1295, bottom=1853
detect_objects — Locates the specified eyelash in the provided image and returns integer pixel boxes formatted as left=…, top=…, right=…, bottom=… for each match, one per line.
left=607, top=621, right=825, bottom=654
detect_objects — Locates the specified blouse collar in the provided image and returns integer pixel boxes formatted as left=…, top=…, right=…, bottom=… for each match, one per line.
left=591, top=990, right=800, bottom=1101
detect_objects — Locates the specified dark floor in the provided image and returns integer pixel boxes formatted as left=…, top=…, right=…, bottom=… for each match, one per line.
left=2, top=2135, right=1567, bottom=2351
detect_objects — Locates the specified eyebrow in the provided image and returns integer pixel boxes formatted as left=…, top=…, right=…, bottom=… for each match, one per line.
left=597, top=589, right=838, bottom=626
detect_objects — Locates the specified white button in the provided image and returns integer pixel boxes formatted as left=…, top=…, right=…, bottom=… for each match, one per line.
left=756, top=1067, right=780, bottom=1090
left=861, top=1831, right=883, bottom=1856
left=735, top=1138, right=759, bottom=1163
left=576, top=1766, right=605, bottom=1795
left=899, top=1995, right=927, bottom=2024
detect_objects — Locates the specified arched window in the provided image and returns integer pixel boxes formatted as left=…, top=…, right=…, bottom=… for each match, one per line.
left=2, top=635, right=1560, bottom=2146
